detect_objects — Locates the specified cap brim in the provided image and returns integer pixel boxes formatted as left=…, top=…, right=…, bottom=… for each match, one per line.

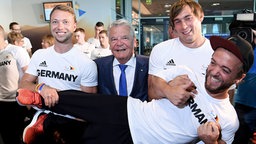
left=210, top=36, right=244, bottom=64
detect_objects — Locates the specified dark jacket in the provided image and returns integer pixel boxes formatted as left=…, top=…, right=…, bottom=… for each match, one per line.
left=94, top=55, right=149, bottom=101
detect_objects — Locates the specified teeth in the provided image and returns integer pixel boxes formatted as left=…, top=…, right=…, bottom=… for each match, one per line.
left=183, top=29, right=191, bottom=35
left=210, top=75, right=220, bottom=83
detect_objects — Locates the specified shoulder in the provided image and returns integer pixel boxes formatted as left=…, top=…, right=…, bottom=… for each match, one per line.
left=151, top=39, right=177, bottom=53
left=203, top=38, right=213, bottom=50
left=6, top=44, right=20, bottom=51
left=136, top=54, right=149, bottom=60
left=94, top=55, right=113, bottom=64
left=136, top=55, right=149, bottom=64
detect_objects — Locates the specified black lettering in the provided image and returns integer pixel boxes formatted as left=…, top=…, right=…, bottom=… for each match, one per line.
left=46, top=70, right=52, bottom=78
left=189, top=98, right=208, bottom=124
left=37, top=69, right=79, bottom=82
left=0, top=60, right=11, bottom=66
left=72, top=75, right=78, bottom=82
left=59, top=73, right=65, bottom=80
left=51, top=71, right=60, bottom=79
left=190, top=103, right=202, bottom=115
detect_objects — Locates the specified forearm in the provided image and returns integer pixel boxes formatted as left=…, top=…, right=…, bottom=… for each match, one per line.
left=81, top=86, right=97, bottom=93
left=18, top=74, right=38, bottom=92
left=148, top=75, right=168, bottom=100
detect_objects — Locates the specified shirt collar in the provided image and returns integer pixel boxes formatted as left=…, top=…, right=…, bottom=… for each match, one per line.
left=113, top=54, right=136, bottom=68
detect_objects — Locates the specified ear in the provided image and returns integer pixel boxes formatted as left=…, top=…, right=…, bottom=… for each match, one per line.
left=199, top=13, right=204, bottom=22
left=73, top=23, right=77, bottom=32
left=235, top=73, right=246, bottom=85
left=133, top=37, right=136, bottom=47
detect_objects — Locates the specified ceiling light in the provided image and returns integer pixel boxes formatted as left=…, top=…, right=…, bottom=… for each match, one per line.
left=212, top=3, right=220, bottom=6
left=164, top=4, right=171, bottom=8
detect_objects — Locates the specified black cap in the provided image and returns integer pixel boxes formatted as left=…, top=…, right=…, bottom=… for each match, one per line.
left=210, top=35, right=254, bottom=73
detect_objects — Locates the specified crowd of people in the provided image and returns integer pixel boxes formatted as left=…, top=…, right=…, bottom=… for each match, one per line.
left=0, top=0, right=255, bottom=144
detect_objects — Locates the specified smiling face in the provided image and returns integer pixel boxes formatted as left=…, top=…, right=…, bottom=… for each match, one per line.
left=173, top=5, right=204, bottom=46
left=50, top=9, right=76, bottom=44
left=109, top=25, right=135, bottom=64
left=205, top=48, right=244, bottom=97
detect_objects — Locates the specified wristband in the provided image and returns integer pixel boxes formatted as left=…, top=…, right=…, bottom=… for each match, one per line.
left=35, top=83, right=45, bottom=94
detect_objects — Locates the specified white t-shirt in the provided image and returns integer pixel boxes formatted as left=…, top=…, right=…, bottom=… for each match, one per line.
left=90, top=47, right=112, bottom=60
left=0, top=44, right=30, bottom=101
left=87, top=37, right=100, bottom=48
left=128, top=66, right=239, bottom=144
left=74, top=42, right=95, bottom=59
left=23, top=37, right=32, bottom=50
left=26, top=46, right=98, bottom=90
left=149, top=37, right=213, bottom=84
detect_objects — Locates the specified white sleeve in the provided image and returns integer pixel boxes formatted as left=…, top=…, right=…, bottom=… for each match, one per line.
left=156, top=65, right=195, bottom=82
left=24, top=37, right=32, bottom=49
left=13, top=48, right=30, bottom=68
left=80, top=59, right=98, bottom=87
left=149, top=45, right=164, bottom=76
left=25, top=50, right=40, bottom=76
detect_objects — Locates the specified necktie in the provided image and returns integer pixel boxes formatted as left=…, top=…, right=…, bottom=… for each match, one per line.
left=119, top=64, right=128, bottom=96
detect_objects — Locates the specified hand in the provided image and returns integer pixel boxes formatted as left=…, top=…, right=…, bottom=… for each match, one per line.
left=40, top=85, right=59, bottom=107
left=198, top=121, right=221, bottom=144
left=167, top=75, right=197, bottom=107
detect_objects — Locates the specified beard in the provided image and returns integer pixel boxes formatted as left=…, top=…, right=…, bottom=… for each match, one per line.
left=205, top=72, right=234, bottom=94
left=55, top=32, right=73, bottom=43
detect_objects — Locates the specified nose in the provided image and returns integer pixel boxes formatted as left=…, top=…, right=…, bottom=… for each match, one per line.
left=180, top=20, right=188, bottom=29
left=56, top=22, right=65, bottom=29
left=116, top=38, right=124, bottom=46
left=210, top=65, right=222, bottom=76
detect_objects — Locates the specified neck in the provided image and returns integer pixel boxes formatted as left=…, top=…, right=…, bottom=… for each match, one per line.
left=78, top=41, right=86, bottom=45
left=0, top=40, right=8, bottom=50
left=54, top=42, right=73, bottom=53
left=182, top=35, right=206, bottom=48
left=207, top=89, right=229, bottom=100
left=101, top=43, right=109, bottom=48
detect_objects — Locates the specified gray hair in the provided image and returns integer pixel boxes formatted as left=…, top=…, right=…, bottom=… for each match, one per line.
left=108, top=19, right=135, bottom=38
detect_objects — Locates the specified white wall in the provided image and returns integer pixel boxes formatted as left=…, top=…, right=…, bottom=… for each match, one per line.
left=0, top=0, right=13, bottom=31
left=0, top=0, right=116, bottom=37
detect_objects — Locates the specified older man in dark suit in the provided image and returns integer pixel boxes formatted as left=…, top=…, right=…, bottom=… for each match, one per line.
left=94, top=19, right=148, bottom=101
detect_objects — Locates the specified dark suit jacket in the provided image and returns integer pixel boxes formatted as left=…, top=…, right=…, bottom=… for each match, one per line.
left=94, top=55, right=149, bottom=101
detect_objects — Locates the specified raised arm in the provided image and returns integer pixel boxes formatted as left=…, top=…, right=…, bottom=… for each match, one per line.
left=148, top=74, right=196, bottom=107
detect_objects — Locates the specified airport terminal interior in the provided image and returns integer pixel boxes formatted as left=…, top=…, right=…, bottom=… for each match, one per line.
left=127, top=0, right=256, bottom=55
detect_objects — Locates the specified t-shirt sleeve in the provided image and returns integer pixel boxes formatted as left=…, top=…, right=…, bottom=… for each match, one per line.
left=80, top=59, right=98, bottom=87
left=149, top=45, right=163, bottom=76
left=13, top=48, right=30, bottom=69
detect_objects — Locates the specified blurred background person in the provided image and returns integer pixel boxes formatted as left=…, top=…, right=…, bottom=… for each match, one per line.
left=91, top=30, right=112, bottom=60
left=41, top=34, right=54, bottom=49
left=87, top=21, right=104, bottom=48
left=7, top=31, right=24, bottom=47
left=9, top=22, right=33, bottom=57
left=74, top=27, right=95, bottom=58
left=233, top=31, right=256, bottom=144
left=0, top=25, right=30, bottom=144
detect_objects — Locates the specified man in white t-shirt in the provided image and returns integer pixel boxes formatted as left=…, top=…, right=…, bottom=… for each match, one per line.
left=148, top=0, right=213, bottom=108
left=90, top=30, right=112, bottom=60
left=0, top=25, right=30, bottom=144
left=18, top=5, right=98, bottom=144
left=17, top=35, right=254, bottom=144
left=87, top=21, right=104, bottom=48
left=9, top=22, right=33, bottom=57
left=74, top=27, right=95, bottom=58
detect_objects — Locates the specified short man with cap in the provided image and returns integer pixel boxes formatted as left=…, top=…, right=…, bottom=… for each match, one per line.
left=17, top=35, right=254, bottom=144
